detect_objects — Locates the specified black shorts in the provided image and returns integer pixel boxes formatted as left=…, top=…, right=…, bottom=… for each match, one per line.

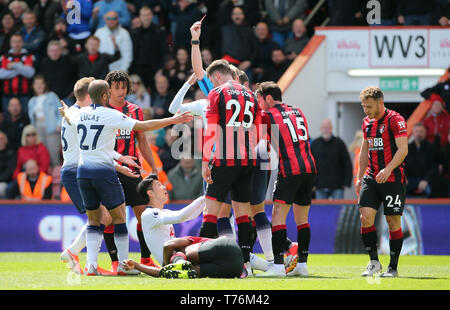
left=273, top=173, right=316, bottom=206
left=198, top=238, right=244, bottom=278
left=358, top=176, right=406, bottom=216
left=206, top=165, right=254, bottom=203
left=250, top=162, right=270, bottom=205
left=117, top=172, right=148, bottom=207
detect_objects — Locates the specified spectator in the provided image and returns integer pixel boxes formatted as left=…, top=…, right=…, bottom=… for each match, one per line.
left=0, top=97, right=30, bottom=151
left=72, top=35, right=121, bottom=79
left=437, top=0, right=450, bottom=27
left=284, top=18, right=309, bottom=61
left=405, top=122, right=437, bottom=197
left=38, top=40, right=77, bottom=104
left=366, top=0, right=398, bottom=26
left=201, top=47, right=213, bottom=68
left=0, top=11, right=19, bottom=54
left=171, top=0, right=203, bottom=50
left=8, top=1, right=29, bottom=28
left=27, top=74, right=62, bottom=166
left=264, top=0, right=307, bottom=48
left=89, top=0, right=131, bottom=31
left=0, top=131, right=16, bottom=198
left=397, top=0, right=436, bottom=25
left=127, top=74, right=151, bottom=110
left=220, top=6, right=257, bottom=74
left=151, top=74, right=174, bottom=119
left=252, top=21, right=279, bottom=83
left=328, top=0, right=365, bottom=26
left=130, top=6, right=167, bottom=89
left=167, top=157, right=203, bottom=200
left=94, top=10, right=133, bottom=72
left=262, top=47, right=291, bottom=82
left=158, top=125, right=179, bottom=173
left=12, top=124, right=51, bottom=180
left=0, top=33, right=35, bottom=115
left=311, top=119, right=353, bottom=199
left=139, top=131, right=173, bottom=192
left=46, top=17, right=81, bottom=56
left=32, top=0, right=61, bottom=34
left=6, top=158, right=53, bottom=200
left=19, top=10, right=46, bottom=56
left=423, top=94, right=450, bottom=146
left=421, top=75, right=450, bottom=113
left=62, top=0, right=93, bottom=45
left=167, top=47, right=192, bottom=90
left=435, top=129, right=450, bottom=197
left=217, top=0, right=262, bottom=27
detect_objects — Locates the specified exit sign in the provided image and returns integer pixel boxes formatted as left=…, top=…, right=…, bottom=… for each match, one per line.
left=380, top=77, right=419, bottom=91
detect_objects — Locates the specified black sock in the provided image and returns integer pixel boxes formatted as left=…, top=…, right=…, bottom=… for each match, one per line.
left=250, top=218, right=257, bottom=252
left=272, top=225, right=287, bottom=265
left=199, top=215, right=218, bottom=238
left=236, top=216, right=252, bottom=262
left=103, top=225, right=118, bottom=262
left=285, top=237, right=293, bottom=252
left=361, top=225, right=378, bottom=261
left=137, top=223, right=151, bottom=259
left=389, top=229, right=404, bottom=270
left=297, top=223, right=311, bottom=263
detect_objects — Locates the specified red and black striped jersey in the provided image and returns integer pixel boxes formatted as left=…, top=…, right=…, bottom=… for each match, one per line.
left=204, top=81, right=261, bottom=167
left=106, top=100, right=143, bottom=172
left=362, top=109, right=408, bottom=183
left=262, top=103, right=316, bottom=177
left=1, top=51, right=35, bottom=95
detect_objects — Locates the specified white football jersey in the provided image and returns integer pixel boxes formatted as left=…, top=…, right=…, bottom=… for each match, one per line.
left=61, top=104, right=82, bottom=170
left=141, top=196, right=205, bottom=265
left=168, top=82, right=207, bottom=126
left=71, top=104, right=137, bottom=179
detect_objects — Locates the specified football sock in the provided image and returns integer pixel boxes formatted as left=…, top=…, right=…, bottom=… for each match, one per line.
left=86, top=225, right=103, bottom=268
left=136, top=223, right=151, bottom=259
left=297, top=223, right=311, bottom=263
left=114, top=223, right=129, bottom=262
left=272, top=225, right=287, bottom=265
left=250, top=219, right=257, bottom=251
left=217, top=217, right=234, bottom=239
left=68, top=223, right=87, bottom=255
left=199, top=214, right=218, bottom=238
left=103, top=224, right=118, bottom=262
left=388, top=228, right=403, bottom=270
left=253, top=212, right=274, bottom=261
left=236, top=215, right=252, bottom=263
left=285, top=237, right=293, bottom=251
left=361, top=225, right=379, bottom=261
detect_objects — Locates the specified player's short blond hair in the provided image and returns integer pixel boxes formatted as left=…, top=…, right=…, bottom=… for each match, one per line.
left=359, top=86, right=384, bottom=102
left=74, top=77, right=95, bottom=101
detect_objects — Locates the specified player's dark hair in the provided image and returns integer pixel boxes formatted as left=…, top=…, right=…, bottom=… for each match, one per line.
left=238, top=70, right=249, bottom=85
left=105, top=70, right=131, bottom=95
left=137, top=174, right=159, bottom=202
left=255, top=81, right=282, bottom=101
left=360, top=86, right=384, bottom=102
left=206, top=59, right=233, bottom=79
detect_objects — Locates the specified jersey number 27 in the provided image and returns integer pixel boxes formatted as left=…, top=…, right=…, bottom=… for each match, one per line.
left=77, top=124, right=104, bottom=150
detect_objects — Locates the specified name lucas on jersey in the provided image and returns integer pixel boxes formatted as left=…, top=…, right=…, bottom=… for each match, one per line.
left=80, top=114, right=100, bottom=122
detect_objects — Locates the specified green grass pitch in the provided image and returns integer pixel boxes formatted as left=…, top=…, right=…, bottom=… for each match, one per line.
left=0, top=252, right=449, bottom=290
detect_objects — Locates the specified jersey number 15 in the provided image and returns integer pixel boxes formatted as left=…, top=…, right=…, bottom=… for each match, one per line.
left=283, top=117, right=308, bottom=142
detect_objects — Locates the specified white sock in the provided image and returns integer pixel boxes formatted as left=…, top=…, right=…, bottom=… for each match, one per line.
left=86, top=225, right=103, bottom=268
left=114, top=223, right=129, bottom=262
left=257, top=227, right=274, bottom=262
left=68, top=224, right=87, bottom=255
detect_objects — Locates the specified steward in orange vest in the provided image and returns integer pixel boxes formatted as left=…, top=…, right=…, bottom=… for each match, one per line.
left=17, top=171, right=52, bottom=200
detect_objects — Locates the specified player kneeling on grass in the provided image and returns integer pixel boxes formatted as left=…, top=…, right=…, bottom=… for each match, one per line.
left=121, top=236, right=244, bottom=279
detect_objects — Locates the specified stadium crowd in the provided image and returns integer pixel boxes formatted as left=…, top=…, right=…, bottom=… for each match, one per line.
left=0, top=0, right=448, bottom=201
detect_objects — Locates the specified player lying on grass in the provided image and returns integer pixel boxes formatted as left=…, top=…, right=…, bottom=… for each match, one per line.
left=122, top=236, right=244, bottom=278
left=122, top=174, right=270, bottom=275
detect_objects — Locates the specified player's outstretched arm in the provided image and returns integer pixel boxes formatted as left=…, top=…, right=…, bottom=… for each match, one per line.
left=190, top=21, right=204, bottom=80
left=59, top=100, right=73, bottom=125
left=132, top=111, right=193, bottom=132
left=120, top=259, right=161, bottom=277
left=168, top=73, right=197, bottom=115
left=160, top=195, right=206, bottom=225
left=115, top=163, right=140, bottom=178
